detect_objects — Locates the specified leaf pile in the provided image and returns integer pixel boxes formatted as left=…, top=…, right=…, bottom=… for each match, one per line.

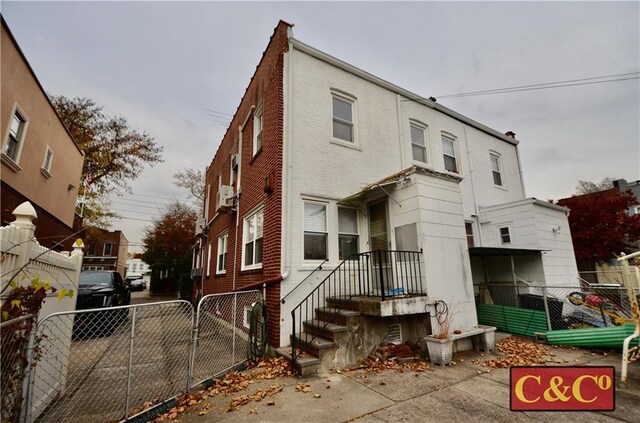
left=227, top=384, right=283, bottom=412
left=478, top=337, right=550, bottom=368
left=152, top=358, right=294, bottom=421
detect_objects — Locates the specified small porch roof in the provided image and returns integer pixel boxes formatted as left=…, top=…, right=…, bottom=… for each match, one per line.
left=468, top=247, right=546, bottom=257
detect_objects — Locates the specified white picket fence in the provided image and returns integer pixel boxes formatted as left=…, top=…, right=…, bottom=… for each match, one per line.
left=1, top=201, right=84, bottom=421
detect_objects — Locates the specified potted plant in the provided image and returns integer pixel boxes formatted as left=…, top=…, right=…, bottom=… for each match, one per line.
left=424, top=300, right=455, bottom=366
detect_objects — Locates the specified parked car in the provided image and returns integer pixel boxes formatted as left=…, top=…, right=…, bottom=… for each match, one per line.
left=129, top=279, right=145, bottom=292
left=73, top=271, right=131, bottom=338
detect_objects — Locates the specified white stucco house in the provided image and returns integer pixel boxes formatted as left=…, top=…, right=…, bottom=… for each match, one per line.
left=199, top=21, right=579, bottom=368
left=125, top=258, right=151, bottom=284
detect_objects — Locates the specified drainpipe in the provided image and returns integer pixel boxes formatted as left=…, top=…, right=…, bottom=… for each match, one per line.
left=463, top=125, right=484, bottom=246
left=232, top=106, right=256, bottom=290
left=396, top=94, right=406, bottom=168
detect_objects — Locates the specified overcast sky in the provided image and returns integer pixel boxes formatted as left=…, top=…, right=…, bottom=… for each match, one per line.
left=2, top=1, right=639, bottom=252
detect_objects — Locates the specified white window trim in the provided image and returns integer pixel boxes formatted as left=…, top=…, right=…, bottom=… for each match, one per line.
left=409, top=120, right=428, bottom=164
left=216, top=232, right=228, bottom=275
left=331, top=90, right=358, bottom=146
left=241, top=205, right=264, bottom=271
left=338, top=206, right=359, bottom=260
left=489, top=151, right=504, bottom=188
left=253, top=102, right=263, bottom=157
left=206, top=241, right=212, bottom=277
left=441, top=132, right=459, bottom=174
left=303, top=200, right=329, bottom=262
left=2, top=103, right=29, bottom=171
left=499, top=225, right=513, bottom=245
left=103, top=243, right=113, bottom=256
left=40, top=145, right=54, bottom=178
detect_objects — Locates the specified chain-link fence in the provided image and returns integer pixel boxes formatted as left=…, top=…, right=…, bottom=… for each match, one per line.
left=476, top=283, right=640, bottom=334
left=1, top=314, right=37, bottom=423
left=1, top=292, right=264, bottom=423
left=189, top=291, right=262, bottom=387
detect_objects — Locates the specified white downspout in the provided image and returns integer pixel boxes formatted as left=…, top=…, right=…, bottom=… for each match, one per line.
left=463, top=125, right=484, bottom=246
left=232, top=106, right=256, bottom=290
left=514, top=141, right=526, bottom=198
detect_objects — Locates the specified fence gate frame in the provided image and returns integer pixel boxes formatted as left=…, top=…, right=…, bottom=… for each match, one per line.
left=617, top=251, right=640, bottom=384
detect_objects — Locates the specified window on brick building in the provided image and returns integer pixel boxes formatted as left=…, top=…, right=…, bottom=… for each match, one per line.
left=338, top=207, right=359, bottom=260
left=253, top=103, right=263, bottom=156
left=410, top=122, right=428, bottom=163
left=442, top=134, right=458, bottom=173
left=87, top=244, right=96, bottom=256
left=332, top=93, right=354, bottom=143
left=206, top=241, right=212, bottom=277
left=3, top=106, right=28, bottom=165
left=243, top=207, right=264, bottom=269
left=217, top=233, right=228, bottom=274
left=304, top=202, right=328, bottom=260
left=103, top=243, right=113, bottom=256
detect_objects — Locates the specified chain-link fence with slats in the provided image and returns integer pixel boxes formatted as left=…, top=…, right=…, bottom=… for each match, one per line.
left=476, top=283, right=639, bottom=334
left=1, top=291, right=263, bottom=423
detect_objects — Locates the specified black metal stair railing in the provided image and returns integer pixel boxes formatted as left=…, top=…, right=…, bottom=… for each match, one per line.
left=290, top=250, right=423, bottom=366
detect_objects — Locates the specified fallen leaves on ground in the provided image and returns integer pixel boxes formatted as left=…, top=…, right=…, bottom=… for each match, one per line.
left=151, top=357, right=293, bottom=421
left=344, top=357, right=432, bottom=373
left=478, top=337, right=550, bottom=369
left=227, top=384, right=283, bottom=412
left=295, top=382, right=312, bottom=393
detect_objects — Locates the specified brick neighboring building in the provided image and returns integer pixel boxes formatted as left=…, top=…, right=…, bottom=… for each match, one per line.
left=1, top=17, right=84, bottom=249
left=82, top=228, right=129, bottom=276
left=198, top=21, right=579, bottom=353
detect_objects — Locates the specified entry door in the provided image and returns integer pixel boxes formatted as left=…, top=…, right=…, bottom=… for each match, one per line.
left=368, top=201, right=391, bottom=292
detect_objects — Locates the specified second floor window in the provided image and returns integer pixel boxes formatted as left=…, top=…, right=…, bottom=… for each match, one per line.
left=332, top=95, right=354, bottom=142
left=4, top=110, right=27, bottom=162
left=410, top=123, right=427, bottom=163
left=253, top=104, right=263, bottom=155
left=465, top=222, right=475, bottom=248
left=243, top=208, right=264, bottom=269
left=490, top=153, right=503, bottom=186
left=442, top=134, right=458, bottom=173
left=499, top=226, right=511, bottom=244
left=42, top=147, right=54, bottom=175
left=304, top=202, right=327, bottom=260
left=87, top=244, right=96, bottom=256
left=217, top=233, right=228, bottom=274
left=103, top=243, right=113, bottom=256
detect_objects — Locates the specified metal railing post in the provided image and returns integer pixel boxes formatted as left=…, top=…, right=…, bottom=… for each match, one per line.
left=20, top=316, right=37, bottom=423
left=291, top=311, right=296, bottom=364
left=124, top=307, right=137, bottom=419
left=542, top=286, right=552, bottom=332
left=377, top=250, right=386, bottom=301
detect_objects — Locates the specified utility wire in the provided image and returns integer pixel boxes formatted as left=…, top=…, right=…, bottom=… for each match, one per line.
left=205, top=108, right=233, bottom=117
left=434, top=72, right=640, bottom=99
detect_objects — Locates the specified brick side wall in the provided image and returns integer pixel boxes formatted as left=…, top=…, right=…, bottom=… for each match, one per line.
left=202, top=21, right=290, bottom=347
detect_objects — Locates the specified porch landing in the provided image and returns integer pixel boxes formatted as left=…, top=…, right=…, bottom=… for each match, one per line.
left=327, top=294, right=430, bottom=317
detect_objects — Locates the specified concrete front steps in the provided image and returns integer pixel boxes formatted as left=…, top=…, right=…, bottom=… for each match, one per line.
left=277, top=307, right=360, bottom=376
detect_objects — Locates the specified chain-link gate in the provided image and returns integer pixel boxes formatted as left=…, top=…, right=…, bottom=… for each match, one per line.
left=4, top=291, right=265, bottom=422
left=188, top=290, right=263, bottom=388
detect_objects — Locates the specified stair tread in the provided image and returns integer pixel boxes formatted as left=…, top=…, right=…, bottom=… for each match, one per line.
left=275, top=348, right=320, bottom=367
left=293, top=332, right=336, bottom=349
left=304, top=319, right=349, bottom=333
left=316, top=307, right=360, bottom=317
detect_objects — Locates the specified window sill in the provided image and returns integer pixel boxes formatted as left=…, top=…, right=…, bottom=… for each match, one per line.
left=1, top=154, right=22, bottom=172
left=240, top=265, right=263, bottom=273
left=493, top=184, right=508, bottom=192
left=40, top=168, right=52, bottom=179
left=250, top=147, right=263, bottom=164
left=330, top=139, right=362, bottom=151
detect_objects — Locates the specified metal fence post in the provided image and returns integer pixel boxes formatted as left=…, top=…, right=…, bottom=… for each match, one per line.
left=124, top=307, right=137, bottom=419
left=232, top=293, right=237, bottom=366
left=20, top=316, right=37, bottom=423
left=187, top=307, right=199, bottom=390
left=542, top=286, right=552, bottom=332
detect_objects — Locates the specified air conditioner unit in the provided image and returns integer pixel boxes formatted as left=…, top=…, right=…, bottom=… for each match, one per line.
left=194, top=216, right=206, bottom=236
left=231, top=154, right=239, bottom=170
left=216, top=185, right=235, bottom=210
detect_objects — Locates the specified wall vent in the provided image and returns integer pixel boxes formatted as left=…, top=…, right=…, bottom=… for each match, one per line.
left=386, top=323, right=402, bottom=345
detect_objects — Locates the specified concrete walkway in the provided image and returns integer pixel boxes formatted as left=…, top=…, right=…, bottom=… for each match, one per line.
left=179, top=337, right=639, bottom=423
